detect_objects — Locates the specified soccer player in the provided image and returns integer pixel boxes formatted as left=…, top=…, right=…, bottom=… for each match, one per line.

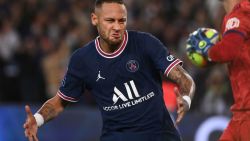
left=209, top=0, right=250, bottom=140
left=23, top=0, right=195, bottom=141
left=189, top=0, right=250, bottom=140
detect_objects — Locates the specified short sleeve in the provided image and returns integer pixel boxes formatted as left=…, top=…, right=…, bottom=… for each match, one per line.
left=58, top=51, right=85, bottom=102
left=143, top=33, right=182, bottom=77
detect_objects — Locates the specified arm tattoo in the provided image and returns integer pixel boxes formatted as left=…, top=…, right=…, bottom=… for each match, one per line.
left=38, top=103, right=58, bottom=123
left=168, top=65, right=195, bottom=98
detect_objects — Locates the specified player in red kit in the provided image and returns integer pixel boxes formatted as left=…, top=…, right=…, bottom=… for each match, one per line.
left=208, top=0, right=250, bottom=140
left=187, top=0, right=250, bottom=140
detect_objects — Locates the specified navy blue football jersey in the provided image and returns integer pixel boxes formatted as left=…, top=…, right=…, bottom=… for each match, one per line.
left=58, top=30, right=182, bottom=141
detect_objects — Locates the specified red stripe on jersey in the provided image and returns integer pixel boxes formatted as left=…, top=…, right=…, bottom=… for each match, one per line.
left=57, top=90, right=78, bottom=102
left=164, top=59, right=182, bottom=77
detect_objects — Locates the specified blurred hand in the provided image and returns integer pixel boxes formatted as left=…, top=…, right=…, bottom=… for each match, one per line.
left=23, top=105, right=39, bottom=141
left=174, top=88, right=189, bottom=124
left=186, top=28, right=219, bottom=58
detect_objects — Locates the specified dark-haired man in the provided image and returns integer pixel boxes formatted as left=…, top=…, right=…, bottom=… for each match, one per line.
left=24, top=0, right=195, bottom=141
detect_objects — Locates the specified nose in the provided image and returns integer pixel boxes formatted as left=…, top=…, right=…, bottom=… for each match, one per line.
left=113, top=21, right=121, bottom=31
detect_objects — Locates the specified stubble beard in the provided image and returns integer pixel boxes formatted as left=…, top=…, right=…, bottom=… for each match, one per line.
left=103, top=35, right=122, bottom=47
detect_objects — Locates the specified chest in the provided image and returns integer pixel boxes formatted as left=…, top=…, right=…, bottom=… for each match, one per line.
left=83, top=52, right=147, bottom=90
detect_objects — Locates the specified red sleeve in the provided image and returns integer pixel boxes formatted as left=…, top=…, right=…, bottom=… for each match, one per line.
left=208, top=31, right=245, bottom=63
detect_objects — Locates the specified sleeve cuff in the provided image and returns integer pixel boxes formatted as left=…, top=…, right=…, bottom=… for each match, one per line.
left=57, top=90, right=79, bottom=103
left=164, top=59, right=182, bottom=77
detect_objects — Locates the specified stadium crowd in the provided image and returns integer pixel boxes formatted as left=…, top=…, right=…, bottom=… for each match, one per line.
left=0, top=0, right=233, bottom=115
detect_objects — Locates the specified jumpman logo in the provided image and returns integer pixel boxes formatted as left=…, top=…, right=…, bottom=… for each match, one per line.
left=96, top=71, right=105, bottom=82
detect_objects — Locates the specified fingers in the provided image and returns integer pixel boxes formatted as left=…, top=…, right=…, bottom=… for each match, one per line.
left=28, top=135, right=38, bottom=141
left=176, top=102, right=185, bottom=124
left=24, top=105, right=38, bottom=141
left=28, top=136, right=33, bottom=141
left=25, top=130, right=33, bottom=141
left=25, top=105, right=33, bottom=117
left=25, top=129, right=39, bottom=141
left=24, top=129, right=29, bottom=137
left=175, top=91, right=187, bottom=124
left=23, top=122, right=28, bottom=128
left=33, top=134, right=39, bottom=141
left=177, top=102, right=184, bottom=114
left=176, top=111, right=185, bottom=124
left=24, top=105, right=33, bottom=129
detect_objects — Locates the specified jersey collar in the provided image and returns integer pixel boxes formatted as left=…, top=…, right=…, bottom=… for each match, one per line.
left=95, top=30, right=128, bottom=59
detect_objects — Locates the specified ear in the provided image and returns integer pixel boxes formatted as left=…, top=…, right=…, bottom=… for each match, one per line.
left=91, top=13, right=98, bottom=26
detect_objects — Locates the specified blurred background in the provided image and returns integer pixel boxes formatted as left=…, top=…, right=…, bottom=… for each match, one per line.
left=0, top=0, right=234, bottom=141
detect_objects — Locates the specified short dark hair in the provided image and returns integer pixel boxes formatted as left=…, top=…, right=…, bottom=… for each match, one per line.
left=95, top=0, right=124, bottom=8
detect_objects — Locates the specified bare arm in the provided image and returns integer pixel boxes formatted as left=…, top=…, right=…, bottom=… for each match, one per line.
left=24, top=95, right=70, bottom=141
left=168, top=64, right=195, bottom=99
left=37, top=95, right=70, bottom=123
left=167, top=64, right=195, bottom=124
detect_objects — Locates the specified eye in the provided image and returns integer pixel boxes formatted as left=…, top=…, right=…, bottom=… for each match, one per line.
left=119, top=19, right=126, bottom=24
left=105, top=19, right=114, bottom=23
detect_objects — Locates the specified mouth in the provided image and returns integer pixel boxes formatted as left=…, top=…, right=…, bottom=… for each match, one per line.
left=111, top=33, right=121, bottom=39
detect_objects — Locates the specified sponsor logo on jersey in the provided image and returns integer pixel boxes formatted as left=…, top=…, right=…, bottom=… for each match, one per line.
left=226, top=17, right=240, bottom=31
left=103, top=80, right=155, bottom=111
left=126, top=60, right=139, bottom=72
left=166, top=55, right=175, bottom=62
left=113, top=80, right=140, bottom=104
left=61, top=76, right=66, bottom=87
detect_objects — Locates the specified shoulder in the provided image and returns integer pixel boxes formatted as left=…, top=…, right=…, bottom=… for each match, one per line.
left=73, top=40, right=95, bottom=57
left=239, top=1, right=250, bottom=13
left=226, top=1, right=250, bottom=23
left=128, top=30, right=160, bottom=44
left=69, top=40, right=95, bottom=64
left=127, top=30, right=157, bottom=40
left=223, top=2, right=250, bottom=34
